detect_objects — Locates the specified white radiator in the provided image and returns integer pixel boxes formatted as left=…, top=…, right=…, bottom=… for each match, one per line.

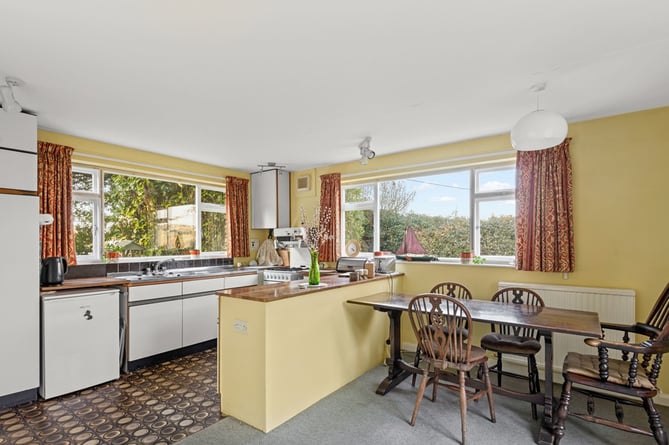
left=497, top=281, right=636, bottom=377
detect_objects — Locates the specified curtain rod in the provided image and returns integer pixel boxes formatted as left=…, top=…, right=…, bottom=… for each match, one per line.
left=73, top=152, right=226, bottom=182
left=341, top=149, right=515, bottom=180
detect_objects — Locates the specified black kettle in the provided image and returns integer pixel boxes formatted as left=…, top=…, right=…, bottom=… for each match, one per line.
left=41, top=257, right=68, bottom=286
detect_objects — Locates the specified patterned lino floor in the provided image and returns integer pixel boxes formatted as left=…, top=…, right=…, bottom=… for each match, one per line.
left=0, top=348, right=221, bottom=445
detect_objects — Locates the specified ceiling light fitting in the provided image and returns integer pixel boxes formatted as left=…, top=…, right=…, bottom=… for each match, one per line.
left=0, top=74, right=24, bottom=113
left=510, top=82, right=568, bottom=151
left=359, top=136, right=375, bottom=165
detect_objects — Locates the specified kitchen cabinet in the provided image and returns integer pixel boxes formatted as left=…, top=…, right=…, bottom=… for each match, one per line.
left=183, top=294, right=218, bottom=347
left=125, top=274, right=258, bottom=370
left=0, top=111, right=38, bottom=408
left=182, top=277, right=225, bottom=347
left=251, top=168, right=290, bottom=229
left=0, top=194, right=39, bottom=405
left=0, top=112, right=37, bottom=153
left=129, top=300, right=183, bottom=361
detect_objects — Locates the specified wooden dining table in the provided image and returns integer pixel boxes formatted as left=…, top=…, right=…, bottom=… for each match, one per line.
left=347, top=292, right=602, bottom=445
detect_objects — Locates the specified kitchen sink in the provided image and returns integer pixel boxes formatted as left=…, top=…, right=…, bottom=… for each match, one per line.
left=113, top=265, right=266, bottom=282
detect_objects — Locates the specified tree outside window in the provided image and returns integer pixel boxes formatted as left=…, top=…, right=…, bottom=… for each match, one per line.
left=342, top=163, right=515, bottom=263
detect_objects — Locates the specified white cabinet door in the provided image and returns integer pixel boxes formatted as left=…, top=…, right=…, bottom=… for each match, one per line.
left=0, top=150, right=37, bottom=191
left=0, top=112, right=37, bottom=152
left=0, top=194, right=39, bottom=397
left=182, top=294, right=218, bottom=347
left=128, top=300, right=182, bottom=361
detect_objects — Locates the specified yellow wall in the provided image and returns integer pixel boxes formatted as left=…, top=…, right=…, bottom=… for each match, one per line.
left=292, top=106, right=669, bottom=394
left=218, top=277, right=400, bottom=432
left=37, top=129, right=268, bottom=262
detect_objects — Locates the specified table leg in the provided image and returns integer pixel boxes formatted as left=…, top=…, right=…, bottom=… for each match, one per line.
left=375, top=309, right=413, bottom=395
left=538, top=331, right=555, bottom=445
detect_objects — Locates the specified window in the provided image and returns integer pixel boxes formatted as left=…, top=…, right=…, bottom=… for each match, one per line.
left=342, top=163, right=515, bottom=263
left=72, top=166, right=226, bottom=261
left=73, top=167, right=101, bottom=261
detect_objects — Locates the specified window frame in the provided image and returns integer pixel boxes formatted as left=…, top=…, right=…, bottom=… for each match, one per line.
left=341, top=161, right=516, bottom=264
left=72, top=165, right=227, bottom=262
left=72, top=167, right=102, bottom=262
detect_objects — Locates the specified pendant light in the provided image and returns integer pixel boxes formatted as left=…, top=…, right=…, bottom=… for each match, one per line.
left=511, top=82, right=568, bottom=151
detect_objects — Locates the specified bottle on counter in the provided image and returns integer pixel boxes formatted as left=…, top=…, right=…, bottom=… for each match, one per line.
left=365, top=260, right=375, bottom=278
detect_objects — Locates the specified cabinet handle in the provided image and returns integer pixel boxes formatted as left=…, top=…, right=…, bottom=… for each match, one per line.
left=83, top=310, right=93, bottom=320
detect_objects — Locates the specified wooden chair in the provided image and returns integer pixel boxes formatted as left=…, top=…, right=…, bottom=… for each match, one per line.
left=412, top=282, right=472, bottom=386
left=553, top=283, right=669, bottom=445
left=479, top=287, right=544, bottom=419
left=408, top=293, right=495, bottom=444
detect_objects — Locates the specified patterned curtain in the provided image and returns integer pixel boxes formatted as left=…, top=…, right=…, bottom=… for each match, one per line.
left=515, top=138, right=574, bottom=272
left=37, top=141, right=77, bottom=265
left=225, top=176, right=250, bottom=258
left=318, top=173, right=341, bottom=262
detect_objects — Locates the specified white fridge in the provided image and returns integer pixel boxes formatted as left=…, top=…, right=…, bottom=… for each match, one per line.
left=0, top=111, right=40, bottom=408
left=40, top=288, right=120, bottom=399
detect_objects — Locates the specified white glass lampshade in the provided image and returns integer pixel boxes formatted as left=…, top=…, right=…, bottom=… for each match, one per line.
left=510, top=110, right=568, bottom=151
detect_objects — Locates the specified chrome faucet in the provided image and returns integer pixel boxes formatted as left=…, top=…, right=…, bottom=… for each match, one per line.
left=154, top=258, right=176, bottom=273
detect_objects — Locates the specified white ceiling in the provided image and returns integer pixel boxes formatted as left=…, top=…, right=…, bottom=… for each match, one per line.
left=2, top=1, right=669, bottom=173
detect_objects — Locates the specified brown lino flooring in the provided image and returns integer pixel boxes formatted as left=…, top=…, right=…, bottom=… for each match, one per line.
left=0, top=349, right=221, bottom=445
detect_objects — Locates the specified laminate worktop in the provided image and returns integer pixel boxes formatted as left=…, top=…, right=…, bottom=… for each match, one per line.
left=40, top=277, right=129, bottom=292
left=217, top=272, right=401, bottom=302
left=40, top=269, right=260, bottom=293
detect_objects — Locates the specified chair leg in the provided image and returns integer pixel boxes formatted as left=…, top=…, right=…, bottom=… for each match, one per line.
left=553, top=379, right=572, bottom=445
left=458, top=370, right=468, bottom=445
left=481, top=362, right=496, bottom=423
left=410, top=367, right=430, bottom=426
left=642, top=396, right=668, bottom=445
left=528, top=355, right=539, bottom=420
left=411, top=346, right=422, bottom=387
left=432, top=369, right=439, bottom=402
left=496, top=352, right=503, bottom=387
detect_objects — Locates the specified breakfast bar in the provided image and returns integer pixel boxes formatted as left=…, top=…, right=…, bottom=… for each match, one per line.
left=216, top=273, right=403, bottom=433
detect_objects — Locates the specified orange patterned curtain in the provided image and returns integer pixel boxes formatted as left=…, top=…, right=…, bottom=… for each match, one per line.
left=37, top=141, right=77, bottom=265
left=225, top=176, right=250, bottom=258
left=319, top=173, right=341, bottom=262
left=515, top=138, right=574, bottom=272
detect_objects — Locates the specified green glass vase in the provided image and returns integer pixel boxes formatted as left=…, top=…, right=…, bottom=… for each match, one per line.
left=308, top=249, right=320, bottom=285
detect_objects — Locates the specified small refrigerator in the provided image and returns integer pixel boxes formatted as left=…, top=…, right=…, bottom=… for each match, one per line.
left=40, top=288, right=120, bottom=399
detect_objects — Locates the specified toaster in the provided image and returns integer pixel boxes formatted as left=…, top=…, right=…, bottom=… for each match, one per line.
left=336, top=257, right=368, bottom=272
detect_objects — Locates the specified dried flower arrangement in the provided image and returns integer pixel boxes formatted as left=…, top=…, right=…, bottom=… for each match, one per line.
left=300, top=206, right=333, bottom=252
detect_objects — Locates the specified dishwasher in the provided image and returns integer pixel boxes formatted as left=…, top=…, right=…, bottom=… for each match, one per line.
left=40, top=287, right=120, bottom=399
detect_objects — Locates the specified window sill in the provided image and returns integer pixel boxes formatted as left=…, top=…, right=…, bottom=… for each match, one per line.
left=396, top=259, right=516, bottom=269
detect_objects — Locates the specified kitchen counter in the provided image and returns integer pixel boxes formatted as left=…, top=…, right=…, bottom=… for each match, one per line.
left=40, top=269, right=261, bottom=292
left=217, top=272, right=400, bottom=303
left=217, top=272, right=403, bottom=432
left=40, top=277, right=129, bottom=292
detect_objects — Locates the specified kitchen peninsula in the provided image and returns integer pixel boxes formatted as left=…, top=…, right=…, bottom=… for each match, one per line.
left=216, top=273, right=403, bottom=432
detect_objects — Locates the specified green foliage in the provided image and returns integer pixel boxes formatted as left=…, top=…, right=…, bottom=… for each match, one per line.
left=103, top=173, right=196, bottom=256
left=73, top=200, right=93, bottom=255
left=346, top=180, right=515, bottom=258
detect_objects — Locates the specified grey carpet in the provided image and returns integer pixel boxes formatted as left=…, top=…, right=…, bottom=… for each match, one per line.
left=177, top=365, right=667, bottom=445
